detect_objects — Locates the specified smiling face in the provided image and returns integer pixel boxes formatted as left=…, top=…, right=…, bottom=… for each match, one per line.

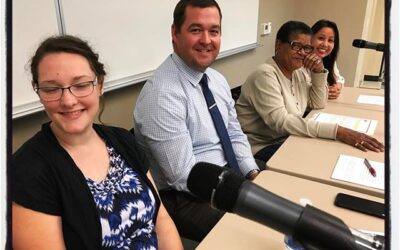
left=172, top=6, right=221, bottom=72
left=276, top=33, right=312, bottom=73
left=311, top=27, right=335, bottom=58
left=36, top=52, right=103, bottom=136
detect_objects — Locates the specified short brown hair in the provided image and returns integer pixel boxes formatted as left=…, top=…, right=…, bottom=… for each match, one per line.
left=173, top=0, right=222, bottom=32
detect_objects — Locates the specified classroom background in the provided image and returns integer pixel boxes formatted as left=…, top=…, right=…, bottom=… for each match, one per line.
left=12, top=0, right=384, bottom=151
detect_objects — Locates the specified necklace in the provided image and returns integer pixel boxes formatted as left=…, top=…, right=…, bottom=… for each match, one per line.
left=290, top=79, right=300, bottom=110
left=285, top=71, right=300, bottom=110
left=273, top=56, right=299, bottom=110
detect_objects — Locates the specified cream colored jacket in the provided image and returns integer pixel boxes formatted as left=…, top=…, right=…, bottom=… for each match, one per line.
left=236, top=58, right=338, bottom=154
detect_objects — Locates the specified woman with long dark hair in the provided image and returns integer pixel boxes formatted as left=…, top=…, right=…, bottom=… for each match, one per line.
left=311, top=19, right=344, bottom=99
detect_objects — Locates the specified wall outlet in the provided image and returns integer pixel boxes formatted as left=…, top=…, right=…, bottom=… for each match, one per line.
left=260, top=22, right=272, bottom=36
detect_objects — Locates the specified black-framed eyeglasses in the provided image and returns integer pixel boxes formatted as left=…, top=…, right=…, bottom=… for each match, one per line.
left=34, top=77, right=98, bottom=102
left=288, top=41, right=314, bottom=54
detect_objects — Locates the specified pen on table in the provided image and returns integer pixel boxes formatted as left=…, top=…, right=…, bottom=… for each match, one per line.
left=364, top=158, right=376, bottom=177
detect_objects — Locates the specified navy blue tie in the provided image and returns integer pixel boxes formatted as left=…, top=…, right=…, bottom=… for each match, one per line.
left=200, top=74, right=241, bottom=175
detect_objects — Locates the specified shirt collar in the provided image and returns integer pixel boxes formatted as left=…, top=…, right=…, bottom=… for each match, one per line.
left=171, top=53, right=208, bottom=87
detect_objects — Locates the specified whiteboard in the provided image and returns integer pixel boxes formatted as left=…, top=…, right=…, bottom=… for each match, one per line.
left=12, top=0, right=60, bottom=118
left=13, top=0, right=259, bottom=118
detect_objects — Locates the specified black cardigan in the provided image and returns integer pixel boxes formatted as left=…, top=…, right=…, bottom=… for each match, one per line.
left=12, top=123, right=160, bottom=249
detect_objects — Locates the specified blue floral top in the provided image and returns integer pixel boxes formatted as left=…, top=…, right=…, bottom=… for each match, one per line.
left=86, top=146, right=158, bottom=250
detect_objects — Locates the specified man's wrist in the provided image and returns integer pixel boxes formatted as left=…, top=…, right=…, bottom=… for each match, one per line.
left=246, top=169, right=260, bottom=180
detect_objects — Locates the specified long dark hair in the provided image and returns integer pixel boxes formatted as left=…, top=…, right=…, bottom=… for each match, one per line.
left=311, top=19, right=340, bottom=85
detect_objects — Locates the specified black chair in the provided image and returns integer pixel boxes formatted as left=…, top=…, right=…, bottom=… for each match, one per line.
left=231, top=85, right=242, bottom=103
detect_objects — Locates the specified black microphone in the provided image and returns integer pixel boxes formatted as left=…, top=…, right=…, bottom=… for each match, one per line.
left=187, top=162, right=385, bottom=250
left=352, top=39, right=385, bottom=52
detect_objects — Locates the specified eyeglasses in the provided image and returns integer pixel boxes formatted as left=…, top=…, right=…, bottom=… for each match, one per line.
left=34, top=77, right=97, bottom=102
left=288, top=41, right=314, bottom=54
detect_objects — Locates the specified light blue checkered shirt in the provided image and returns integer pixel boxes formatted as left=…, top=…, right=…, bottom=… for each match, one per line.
left=134, top=53, right=258, bottom=192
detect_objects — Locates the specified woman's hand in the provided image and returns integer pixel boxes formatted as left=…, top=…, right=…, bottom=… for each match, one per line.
left=328, top=83, right=343, bottom=99
left=336, top=126, right=384, bottom=152
left=303, top=53, right=324, bottom=73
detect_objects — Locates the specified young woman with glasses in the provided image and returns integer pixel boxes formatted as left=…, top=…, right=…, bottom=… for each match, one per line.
left=235, top=21, right=384, bottom=163
left=12, top=35, right=183, bottom=250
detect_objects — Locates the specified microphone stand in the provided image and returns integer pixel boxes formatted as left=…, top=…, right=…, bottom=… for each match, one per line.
left=362, top=52, right=384, bottom=89
left=378, top=52, right=385, bottom=85
left=293, top=205, right=385, bottom=250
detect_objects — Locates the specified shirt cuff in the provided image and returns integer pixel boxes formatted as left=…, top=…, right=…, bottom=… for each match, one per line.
left=239, top=157, right=261, bottom=174
left=311, top=69, right=328, bottom=86
left=317, top=122, right=338, bottom=140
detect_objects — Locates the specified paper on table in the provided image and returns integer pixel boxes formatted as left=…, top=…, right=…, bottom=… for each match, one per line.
left=312, top=112, right=377, bottom=135
left=359, top=229, right=384, bottom=237
left=331, top=154, right=384, bottom=190
left=357, top=95, right=384, bottom=106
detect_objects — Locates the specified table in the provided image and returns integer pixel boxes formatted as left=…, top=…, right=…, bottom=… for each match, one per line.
left=329, top=87, right=384, bottom=112
left=197, top=171, right=384, bottom=250
left=266, top=105, right=384, bottom=198
left=308, top=104, right=385, bottom=140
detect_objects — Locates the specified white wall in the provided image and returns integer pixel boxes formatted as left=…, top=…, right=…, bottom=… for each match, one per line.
left=214, top=0, right=297, bottom=87
left=360, top=0, right=385, bottom=78
left=351, top=0, right=385, bottom=88
left=293, top=0, right=369, bottom=87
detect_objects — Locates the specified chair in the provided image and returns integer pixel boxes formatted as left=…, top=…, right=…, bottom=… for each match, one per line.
left=230, top=85, right=242, bottom=103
